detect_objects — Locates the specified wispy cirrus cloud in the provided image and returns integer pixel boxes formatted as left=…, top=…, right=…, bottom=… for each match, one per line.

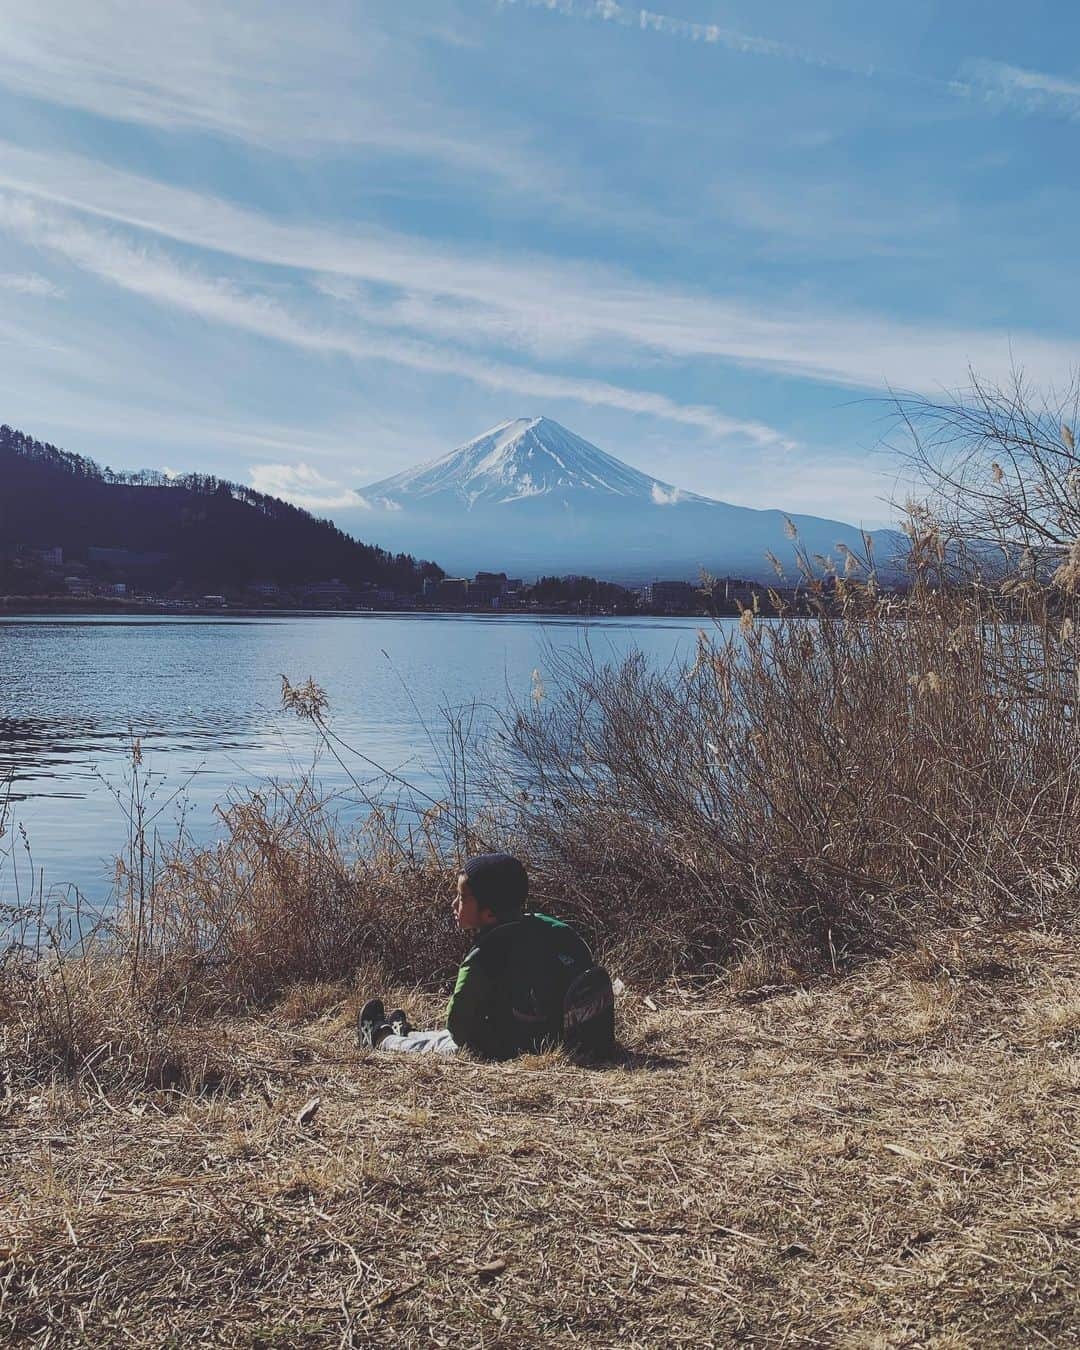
left=0, top=271, right=63, bottom=297
left=500, top=0, right=1080, bottom=131
left=498, top=0, right=861, bottom=73
left=0, top=145, right=1071, bottom=401
left=0, top=194, right=784, bottom=446
left=0, top=0, right=577, bottom=205
left=962, top=59, right=1080, bottom=118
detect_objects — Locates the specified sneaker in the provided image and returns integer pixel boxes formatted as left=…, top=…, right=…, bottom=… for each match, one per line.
left=387, top=1009, right=412, bottom=1037
left=358, top=997, right=385, bottom=1050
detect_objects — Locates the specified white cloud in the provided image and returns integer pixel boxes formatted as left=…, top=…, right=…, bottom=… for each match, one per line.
left=504, top=0, right=1080, bottom=134
left=0, top=195, right=783, bottom=445
left=0, top=1, right=323, bottom=142
left=665, top=443, right=900, bottom=527
left=0, top=145, right=1072, bottom=401
left=963, top=59, right=1080, bottom=118
left=650, top=482, right=685, bottom=505
left=312, top=274, right=361, bottom=303
left=0, top=270, right=63, bottom=297
left=0, top=0, right=572, bottom=200
left=500, top=0, right=855, bottom=72
left=249, top=461, right=369, bottom=511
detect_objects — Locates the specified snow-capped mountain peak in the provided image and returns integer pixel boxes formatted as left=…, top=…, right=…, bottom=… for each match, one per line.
left=347, top=413, right=899, bottom=582
left=360, top=416, right=698, bottom=508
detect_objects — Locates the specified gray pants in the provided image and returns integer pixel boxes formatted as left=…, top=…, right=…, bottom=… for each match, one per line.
left=378, top=1028, right=459, bottom=1055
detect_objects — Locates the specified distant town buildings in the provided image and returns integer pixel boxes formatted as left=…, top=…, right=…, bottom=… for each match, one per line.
left=29, top=545, right=63, bottom=567
left=467, top=572, right=507, bottom=605
left=433, top=577, right=470, bottom=606
left=6, top=537, right=781, bottom=617
left=640, top=580, right=698, bottom=612
left=718, top=576, right=756, bottom=607
left=301, top=579, right=352, bottom=604
left=87, top=546, right=169, bottom=570
left=420, top=573, right=531, bottom=609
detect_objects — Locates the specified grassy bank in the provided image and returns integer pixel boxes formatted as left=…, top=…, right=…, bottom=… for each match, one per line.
left=1, top=929, right=1077, bottom=1345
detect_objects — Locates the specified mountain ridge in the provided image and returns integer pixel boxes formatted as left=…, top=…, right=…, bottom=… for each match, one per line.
left=0, top=422, right=442, bottom=595
left=351, top=416, right=899, bottom=582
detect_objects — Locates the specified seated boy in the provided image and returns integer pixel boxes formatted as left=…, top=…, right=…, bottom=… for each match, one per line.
left=358, top=852, right=593, bottom=1058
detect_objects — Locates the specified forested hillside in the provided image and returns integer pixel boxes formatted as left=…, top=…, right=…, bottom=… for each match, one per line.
left=0, top=424, right=442, bottom=593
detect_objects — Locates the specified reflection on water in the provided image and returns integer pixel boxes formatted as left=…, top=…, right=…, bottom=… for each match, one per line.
left=1, top=713, right=109, bottom=791
left=0, top=612, right=713, bottom=899
left=0, top=710, right=264, bottom=796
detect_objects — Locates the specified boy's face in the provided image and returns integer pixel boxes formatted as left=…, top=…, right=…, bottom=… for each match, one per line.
left=454, top=874, right=497, bottom=931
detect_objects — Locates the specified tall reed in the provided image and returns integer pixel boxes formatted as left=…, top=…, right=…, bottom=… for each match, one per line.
left=488, top=571, right=1079, bottom=976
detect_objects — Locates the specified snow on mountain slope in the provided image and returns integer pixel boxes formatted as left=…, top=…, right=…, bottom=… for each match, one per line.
left=361, top=417, right=707, bottom=508
left=350, top=416, right=899, bottom=581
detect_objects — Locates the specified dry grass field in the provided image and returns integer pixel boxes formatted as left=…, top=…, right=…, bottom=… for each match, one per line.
left=2, top=927, right=1077, bottom=1348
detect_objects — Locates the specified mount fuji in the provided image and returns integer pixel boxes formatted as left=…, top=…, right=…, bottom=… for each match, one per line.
left=352, top=417, right=898, bottom=582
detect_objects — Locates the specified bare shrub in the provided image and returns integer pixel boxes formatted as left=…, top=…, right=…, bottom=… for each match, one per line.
left=1, top=776, right=464, bottom=1086
left=488, top=580, right=1080, bottom=980
left=889, top=369, right=1080, bottom=582
left=149, top=782, right=464, bottom=1007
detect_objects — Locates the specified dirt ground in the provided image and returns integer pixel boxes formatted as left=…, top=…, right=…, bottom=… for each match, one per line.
left=2, top=928, right=1078, bottom=1347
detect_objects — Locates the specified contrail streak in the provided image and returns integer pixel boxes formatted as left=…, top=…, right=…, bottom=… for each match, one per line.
left=497, top=1, right=1065, bottom=113
left=497, top=0, right=872, bottom=77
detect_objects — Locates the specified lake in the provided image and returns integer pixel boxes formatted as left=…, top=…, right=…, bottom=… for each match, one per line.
left=0, top=612, right=717, bottom=901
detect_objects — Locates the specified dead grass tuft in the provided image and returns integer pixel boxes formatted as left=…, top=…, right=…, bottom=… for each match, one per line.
left=1023, top=978, right=1080, bottom=1045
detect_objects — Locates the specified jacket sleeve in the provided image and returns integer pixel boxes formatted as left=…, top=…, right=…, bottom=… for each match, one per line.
left=446, top=948, right=496, bottom=1055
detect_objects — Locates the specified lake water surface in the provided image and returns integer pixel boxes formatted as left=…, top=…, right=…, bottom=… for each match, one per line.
left=1, top=612, right=718, bottom=900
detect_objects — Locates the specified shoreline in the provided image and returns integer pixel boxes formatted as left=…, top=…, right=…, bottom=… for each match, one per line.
left=0, top=596, right=726, bottom=620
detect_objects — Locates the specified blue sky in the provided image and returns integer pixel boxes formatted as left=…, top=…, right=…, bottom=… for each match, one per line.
left=0, top=0, right=1078, bottom=531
